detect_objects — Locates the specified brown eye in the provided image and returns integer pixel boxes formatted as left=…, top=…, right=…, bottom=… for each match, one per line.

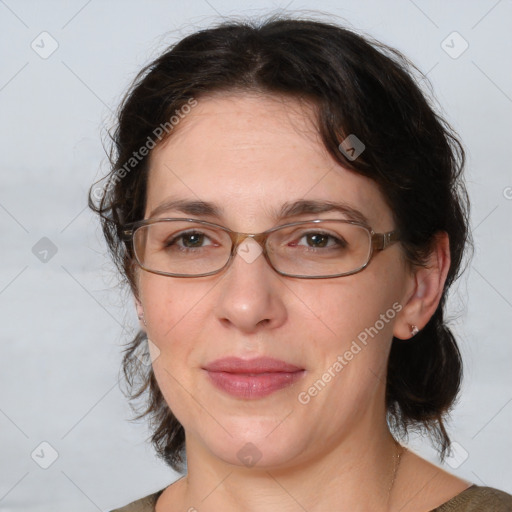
left=294, top=231, right=348, bottom=250
left=166, top=232, right=209, bottom=249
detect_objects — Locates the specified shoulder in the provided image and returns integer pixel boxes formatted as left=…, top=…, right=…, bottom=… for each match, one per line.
left=109, top=488, right=164, bottom=512
left=434, top=485, right=512, bottom=511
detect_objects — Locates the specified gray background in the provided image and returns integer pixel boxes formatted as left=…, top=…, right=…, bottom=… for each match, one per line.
left=0, top=1, right=511, bottom=510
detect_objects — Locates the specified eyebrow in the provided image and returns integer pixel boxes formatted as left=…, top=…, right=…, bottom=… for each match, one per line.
left=148, top=198, right=369, bottom=225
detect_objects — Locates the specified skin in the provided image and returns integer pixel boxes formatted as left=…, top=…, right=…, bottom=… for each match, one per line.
left=134, top=93, right=469, bottom=511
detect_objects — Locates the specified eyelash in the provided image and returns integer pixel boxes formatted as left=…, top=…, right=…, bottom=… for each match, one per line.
left=164, top=230, right=347, bottom=251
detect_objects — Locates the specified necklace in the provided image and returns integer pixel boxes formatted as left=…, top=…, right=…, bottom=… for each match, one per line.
left=388, top=441, right=405, bottom=500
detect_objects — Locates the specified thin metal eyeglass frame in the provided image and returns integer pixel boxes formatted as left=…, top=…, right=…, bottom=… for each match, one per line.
left=121, top=218, right=400, bottom=279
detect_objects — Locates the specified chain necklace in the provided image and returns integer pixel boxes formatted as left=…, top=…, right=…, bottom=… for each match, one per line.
left=388, top=441, right=406, bottom=503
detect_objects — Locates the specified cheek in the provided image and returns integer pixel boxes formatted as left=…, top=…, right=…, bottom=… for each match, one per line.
left=296, top=275, right=398, bottom=346
left=139, top=274, right=203, bottom=334
left=139, top=276, right=201, bottom=377
left=290, top=271, right=402, bottom=401
left=141, top=277, right=205, bottom=424
left=139, top=275, right=226, bottom=371
left=292, top=279, right=399, bottom=421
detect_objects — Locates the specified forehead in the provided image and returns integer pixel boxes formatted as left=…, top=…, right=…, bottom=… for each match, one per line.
left=145, top=93, right=394, bottom=231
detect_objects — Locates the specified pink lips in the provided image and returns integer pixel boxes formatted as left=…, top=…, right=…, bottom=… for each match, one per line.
left=203, top=357, right=305, bottom=399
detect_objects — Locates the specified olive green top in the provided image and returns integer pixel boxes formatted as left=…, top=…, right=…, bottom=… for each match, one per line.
left=110, top=484, right=512, bottom=511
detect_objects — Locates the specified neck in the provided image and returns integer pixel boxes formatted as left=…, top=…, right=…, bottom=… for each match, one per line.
left=178, top=422, right=401, bottom=512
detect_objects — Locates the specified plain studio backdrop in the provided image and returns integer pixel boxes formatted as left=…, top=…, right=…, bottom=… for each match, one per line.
left=0, top=1, right=511, bottom=510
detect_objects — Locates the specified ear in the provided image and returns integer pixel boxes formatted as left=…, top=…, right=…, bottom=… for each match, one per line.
left=134, top=296, right=146, bottom=330
left=393, top=231, right=451, bottom=340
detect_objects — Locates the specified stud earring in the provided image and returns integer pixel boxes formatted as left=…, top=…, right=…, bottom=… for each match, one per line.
left=410, top=324, right=419, bottom=336
left=138, top=312, right=147, bottom=327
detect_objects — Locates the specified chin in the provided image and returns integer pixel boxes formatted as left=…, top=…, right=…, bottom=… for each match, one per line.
left=197, top=417, right=310, bottom=470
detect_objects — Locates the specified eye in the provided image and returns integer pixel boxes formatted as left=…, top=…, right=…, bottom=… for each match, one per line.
left=165, top=230, right=215, bottom=250
left=294, top=231, right=348, bottom=249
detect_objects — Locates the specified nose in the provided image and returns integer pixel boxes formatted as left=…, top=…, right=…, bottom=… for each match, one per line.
left=212, top=237, right=288, bottom=334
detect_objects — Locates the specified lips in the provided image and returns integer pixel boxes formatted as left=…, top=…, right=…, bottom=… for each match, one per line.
left=204, top=357, right=303, bottom=373
left=203, top=357, right=305, bottom=399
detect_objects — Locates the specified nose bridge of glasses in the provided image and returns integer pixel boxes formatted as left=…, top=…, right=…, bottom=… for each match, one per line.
left=230, top=231, right=268, bottom=250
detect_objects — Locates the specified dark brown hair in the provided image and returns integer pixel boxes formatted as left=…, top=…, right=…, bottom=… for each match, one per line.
left=89, top=15, right=472, bottom=471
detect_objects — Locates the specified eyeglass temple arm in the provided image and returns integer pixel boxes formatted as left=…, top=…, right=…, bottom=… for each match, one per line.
left=121, top=228, right=135, bottom=241
left=372, top=230, right=400, bottom=251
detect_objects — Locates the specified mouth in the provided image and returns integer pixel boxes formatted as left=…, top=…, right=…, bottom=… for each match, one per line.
left=202, top=357, right=305, bottom=399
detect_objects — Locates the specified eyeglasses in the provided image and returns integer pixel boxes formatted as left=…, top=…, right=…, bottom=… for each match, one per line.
left=122, top=218, right=400, bottom=279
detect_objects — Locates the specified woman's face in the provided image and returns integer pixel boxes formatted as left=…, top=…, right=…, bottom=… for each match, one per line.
left=137, top=93, right=413, bottom=469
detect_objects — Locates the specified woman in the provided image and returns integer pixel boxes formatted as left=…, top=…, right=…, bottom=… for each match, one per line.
left=90, top=16, right=512, bottom=512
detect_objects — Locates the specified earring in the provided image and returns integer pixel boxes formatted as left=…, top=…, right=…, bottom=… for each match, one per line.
left=410, top=324, right=419, bottom=337
left=138, top=312, right=147, bottom=327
